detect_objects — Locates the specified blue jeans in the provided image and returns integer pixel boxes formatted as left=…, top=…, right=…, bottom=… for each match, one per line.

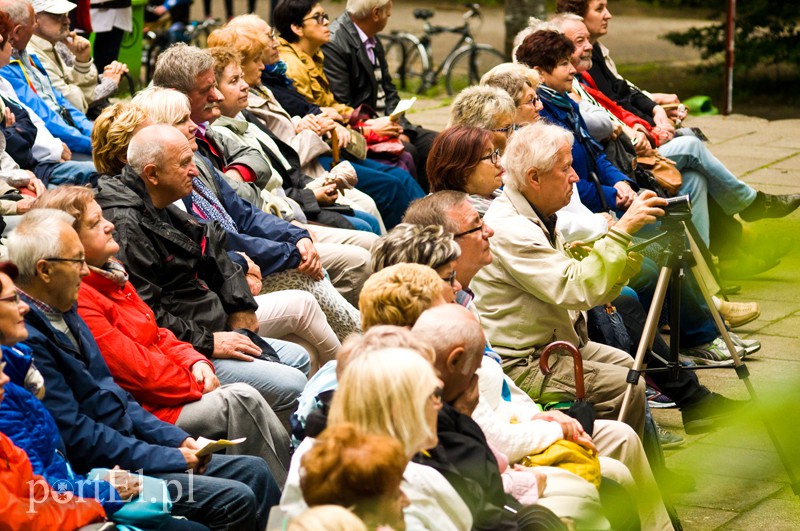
left=319, top=156, right=425, bottom=229
left=213, top=338, right=308, bottom=425
left=44, top=161, right=98, bottom=187
left=659, top=135, right=756, bottom=245
left=156, top=454, right=279, bottom=531
left=628, top=256, right=717, bottom=348
left=342, top=209, right=381, bottom=235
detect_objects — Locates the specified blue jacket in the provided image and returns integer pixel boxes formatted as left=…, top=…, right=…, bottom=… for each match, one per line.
left=0, top=374, right=124, bottom=514
left=0, top=53, right=93, bottom=154
left=537, top=87, right=633, bottom=213
left=20, top=301, right=189, bottom=475
left=186, top=154, right=309, bottom=276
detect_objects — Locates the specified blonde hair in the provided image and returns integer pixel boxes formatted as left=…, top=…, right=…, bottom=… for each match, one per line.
left=359, top=263, right=444, bottom=330
left=481, top=63, right=540, bottom=104
left=132, top=86, right=192, bottom=126
left=336, top=325, right=435, bottom=378
left=287, top=506, right=367, bottom=531
left=330, top=348, right=439, bottom=456
left=91, top=102, right=149, bottom=175
left=208, top=24, right=268, bottom=64
left=449, top=85, right=517, bottom=130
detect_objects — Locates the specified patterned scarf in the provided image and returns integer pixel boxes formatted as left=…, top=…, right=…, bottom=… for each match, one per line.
left=88, top=258, right=129, bottom=287
left=264, top=61, right=292, bottom=87
left=191, top=177, right=238, bottom=233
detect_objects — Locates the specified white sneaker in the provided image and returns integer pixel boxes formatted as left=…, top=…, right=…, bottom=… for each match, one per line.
left=728, top=332, right=761, bottom=358
left=679, top=338, right=735, bottom=366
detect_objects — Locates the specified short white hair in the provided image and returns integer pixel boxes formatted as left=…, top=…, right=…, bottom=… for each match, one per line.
left=132, top=86, right=192, bottom=126
left=346, top=0, right=391, bottom=19
left=0, top=0, right=32, bottom=26
left=6, top=209, right=75, bottom=285
left=449, top=85, right=517, bottom=130
left=480, top=63, right=538, bottom=104
left=550, top=12, right=585, bottom=31
left=127, top=124, right=185, bottom=176
left=502, top=121, right=574, bottom=191
left=512, top=17, right=560, bottom=62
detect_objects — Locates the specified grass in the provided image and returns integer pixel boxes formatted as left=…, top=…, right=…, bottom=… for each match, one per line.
left=617, top=61, right=800, bottom=120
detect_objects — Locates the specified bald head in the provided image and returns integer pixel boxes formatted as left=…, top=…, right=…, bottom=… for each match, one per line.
left=412, top=304, right=485, bottom=401
left=127, top=125, right=197, bottom=208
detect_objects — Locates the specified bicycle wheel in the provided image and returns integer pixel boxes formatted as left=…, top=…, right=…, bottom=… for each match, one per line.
left=382, top=35, right=428, bottom=94
left=444, top=45, right=507, bottom=96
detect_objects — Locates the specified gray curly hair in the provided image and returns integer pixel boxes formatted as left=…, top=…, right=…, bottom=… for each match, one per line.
left=371, top=223, right=461, bottom=272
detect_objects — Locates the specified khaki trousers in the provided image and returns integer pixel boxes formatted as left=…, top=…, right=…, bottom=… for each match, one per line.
left=504, top=340, right=646, bottom=436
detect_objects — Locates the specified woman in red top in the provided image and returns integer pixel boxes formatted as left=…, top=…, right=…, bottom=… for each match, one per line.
left=35, top=186, right=293, bottom=486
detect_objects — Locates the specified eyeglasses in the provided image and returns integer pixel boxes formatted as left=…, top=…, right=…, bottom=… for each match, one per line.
left=265, top=29, right=279, bottom=41
left=491, top=124, right=519, bottom=138
left=454, top=221, right=486, bottom=239
left=43, top=257, right=87, bottom=267
left=0, top=293, right=20, bottom=305
left=480, top=148, right=501, bottom=165
left=519, top=95, right=540, bottom=108
left=303, top=12, right=329, bottom=25
left=429, top=386, right=443, bottom=404
left=440, top=270, right=457, bottom=287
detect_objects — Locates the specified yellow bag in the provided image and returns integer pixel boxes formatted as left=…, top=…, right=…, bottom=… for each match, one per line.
left=521, top=439, right=602, bottom=488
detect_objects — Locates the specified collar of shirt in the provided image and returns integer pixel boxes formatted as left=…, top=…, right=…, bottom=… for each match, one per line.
left=530, top=202, right=559, bottom=244
left=353, top=21, right=377, bottom=65
left=17, top=287, right=59, bottom=316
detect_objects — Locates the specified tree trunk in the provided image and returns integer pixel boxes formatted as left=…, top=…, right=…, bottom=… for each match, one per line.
left=504, top=0, right=547, bottom=57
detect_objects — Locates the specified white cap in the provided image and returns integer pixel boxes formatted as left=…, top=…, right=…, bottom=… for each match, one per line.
left=32, top=0, right=78, bottom=14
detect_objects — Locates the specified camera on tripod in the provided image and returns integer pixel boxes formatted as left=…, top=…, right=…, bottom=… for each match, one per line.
left=662, top=194, right=692, bottom=222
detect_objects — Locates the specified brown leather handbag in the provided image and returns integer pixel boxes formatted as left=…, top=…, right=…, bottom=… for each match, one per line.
left=636, top=153, right=682, bottom=196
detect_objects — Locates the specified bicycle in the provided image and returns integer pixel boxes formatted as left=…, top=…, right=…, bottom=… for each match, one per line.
left=379, top=3, right=507, bottom=96
left=141, top=17, right=221, bottom=85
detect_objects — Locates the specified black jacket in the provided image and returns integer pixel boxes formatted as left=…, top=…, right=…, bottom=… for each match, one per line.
left=94, top=168, right=258, bottom=356
left=414, top=403, right=519, bottom=531
left=261, top=69, right=322, bottom=119
left=587, top=44, right=657, bottom=126
left=323, top=13, right=406, bottom=126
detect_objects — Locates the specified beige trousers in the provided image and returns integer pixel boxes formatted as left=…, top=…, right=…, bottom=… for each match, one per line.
left=504, top=340, right=646, bottom=436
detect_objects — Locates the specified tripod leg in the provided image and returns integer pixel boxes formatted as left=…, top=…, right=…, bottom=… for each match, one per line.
left=686, top=230, right=800, bottom=495
left=618, top=265, right=672, bottom=424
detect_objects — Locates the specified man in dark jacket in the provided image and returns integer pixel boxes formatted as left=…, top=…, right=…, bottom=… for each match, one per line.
left=6, top=208, right=279, bottom=530
left=324, top=1, right=437, bottom=190
left=94, top=124, right=308, bottom=426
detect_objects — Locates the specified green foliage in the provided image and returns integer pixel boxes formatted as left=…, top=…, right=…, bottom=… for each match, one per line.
left=641, top=0, right=800, bottom=68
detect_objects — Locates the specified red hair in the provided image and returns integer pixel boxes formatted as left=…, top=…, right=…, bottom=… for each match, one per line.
left=426, top=126, right=494, bottom=193
left=0, top=11, right=12, bottom=50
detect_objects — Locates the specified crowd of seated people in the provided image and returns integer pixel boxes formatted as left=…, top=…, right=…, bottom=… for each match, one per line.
left=0, top=0, right=788, bottom=528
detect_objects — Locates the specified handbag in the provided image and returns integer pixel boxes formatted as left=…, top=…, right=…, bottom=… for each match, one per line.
left=521, top=439, right=602, bottom=488
left=636, top=153, right=682, bottom=196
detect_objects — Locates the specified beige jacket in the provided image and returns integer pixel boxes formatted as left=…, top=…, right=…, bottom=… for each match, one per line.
left=28, top=35, right=97, bottom=114
left=472, top=186, right=638, bottom=358
left=278, top=39, right=353, bottom=119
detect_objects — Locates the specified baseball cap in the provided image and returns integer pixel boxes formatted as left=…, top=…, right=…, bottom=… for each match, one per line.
left=32, top=0, right=78, bottom=15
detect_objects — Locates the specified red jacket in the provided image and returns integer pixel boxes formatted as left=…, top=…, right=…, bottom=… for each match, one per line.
left=0, top=432, right=105, bottom=530
left=579, top=72, right=658, bottom=144
left=78, top=272, right=212, bottom=424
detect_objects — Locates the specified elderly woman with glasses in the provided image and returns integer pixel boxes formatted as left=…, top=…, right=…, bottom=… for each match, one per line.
left=448, top=85, right=519, bottom=154
left=427, top=126, right=505, bottom=216
left=370, top=224, right=462, bottom=304
left=281, top=331, right=473, bottom=531
left=481, top=63, right=544, bottom=127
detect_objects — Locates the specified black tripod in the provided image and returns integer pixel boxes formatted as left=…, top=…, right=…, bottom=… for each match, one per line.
left=616, top=213, right=800, bottom=494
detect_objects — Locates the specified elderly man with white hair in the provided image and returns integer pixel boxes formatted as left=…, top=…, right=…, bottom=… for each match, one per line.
left=471, top=121, right=668, bottom=436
